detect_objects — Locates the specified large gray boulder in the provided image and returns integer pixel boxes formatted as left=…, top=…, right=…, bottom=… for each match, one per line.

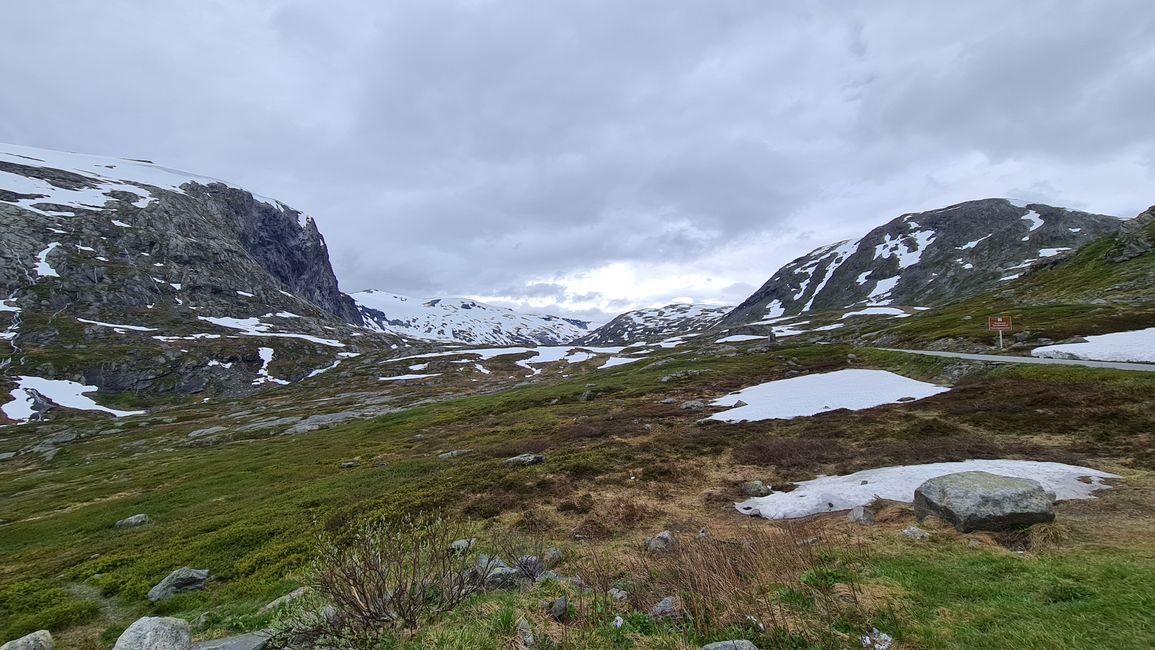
left=113, top=617, right=191, bottom=650
left=192, top=632, right=270, bottom=650
left=0, top=631, right=53, bottom=650
left=914, top=471, right=1055, bottom=532
left=147, top=567, right=209, bottom=603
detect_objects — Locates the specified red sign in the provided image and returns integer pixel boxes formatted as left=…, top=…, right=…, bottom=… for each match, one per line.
left=988, top=316, right=1013, bottom=332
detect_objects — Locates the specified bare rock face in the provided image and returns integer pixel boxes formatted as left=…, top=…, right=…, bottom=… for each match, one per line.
left=112, top=617, right=191, bottom=650
left=914, top=471, right=1055, bottom=532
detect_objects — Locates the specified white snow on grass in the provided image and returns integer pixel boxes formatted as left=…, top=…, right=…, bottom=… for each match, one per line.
left=1032, top=327, right=1155, bottom=363
left=999, top=273, right=1021, bottom=282
left=1021, top=210, right=1044, bottom=231
left=1038, top=247, right=1070, bottom=258
left=3, top=376, right=144, bottom=422
left=734, top=459, right=1118, bottom=520
left=198, top=316, right=344, bottom=347
left=841, top=307, right=909, bottom=319
left=77, top=318, right=157, bottom=332
left=34, top=243, right=61, bottom=277
left=708, top=369, right=948, bottom=422
left=599, top=356, right=644, bottom=369
left=716, top=334, right=766, bottom=343
left=379, top=373, right=441, bottom=381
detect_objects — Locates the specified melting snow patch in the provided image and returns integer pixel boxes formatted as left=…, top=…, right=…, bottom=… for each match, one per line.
left=77, top=318, right=157, bottom=332
left=599, top=356, right=643, bottom=369
left=1021, top=210, right=1044, bottom=232
left=253, top=347, right=289, bottom=386
left=708, top=369, right=947, bottom=422
left=957, top=234, right=991, bottom=250
left=379, top=373, right=440, bottom=381
left=111, top=220, right=131, bottom=228
left=841, top=307, right=909, bottom=319
left=3, top=376, right=144, bottom=422
left=734, top=459, right=1118, bottom=520
left=999, top=274, right=1021, bottom=282
left=34, top=243, right=61, bottom=277
left=716, top=334, right=766, bottom=343
left=1032, top=327, right=1155, bottom=363
left=764, top=300, right=785, bottom=319
left=1038, top=247, right=1070, bottom=258
left=198, top=316, right=344, bottom=347
left=236, top=290, right=254, bottom=298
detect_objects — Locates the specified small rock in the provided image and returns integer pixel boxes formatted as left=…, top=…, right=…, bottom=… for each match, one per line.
left=546, top=595, right=569, bottom=621
left=607, top=587, right=628, bottom=602
left=339, top=461, right=359, bottom=469
left=895, top=396, right=916, bottom=403
left=680, top=400, right=706, bottom=411
left=515, top=618, right=535, bottom=648
left=847, top=506, right=874, bottom=526
left=660, top=398, right=676, bottom=404
left=697, top=527, right=709, bottom=539
left=740, top=480, right=771, bottom=497
left=112, top=617, right=191, bottom=650
left=147, top=567, right=209, bottom=603
left=0, top=630, right=54, bottom=650
left=258, top=587, right=309, bottom=614
left=192, top=632, right=270, bottom=650
left=505, top=453, right=545, bottom=466
left=701, top=642, right=759, bottom=650
left=516, top=555, right=545, bottom=577
left=449, top=538, right=477, bottom=554
left=649, top=595, right=680, bottom=618
left=846, top=353, right=858, bottom=362
left=484, top=567, right=527, bottom=590
left=732, top=400, right=748, bottom=408
left=579, top=389, right=594, bottom=402
left=902, top=526, right=929, bottom=541
left=645, top=530, right=674, bottom=553
left=115, top=514, right=152, bottom=529
left=437, top=449, right=471, bottom=460
left=612, top=615, right=625, bottom=628
left=543, top=547, right=563, bottom=568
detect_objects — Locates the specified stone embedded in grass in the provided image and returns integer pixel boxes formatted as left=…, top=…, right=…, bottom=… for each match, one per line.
left=740, top=480, right=772, bottom=497
left=115, top=513, right=152, bottom=529
left=914, top=471, right=1056, bottom=532
left=147, top=567, right=209, bottom=603
left=608, top=587, right=628, bottom=602
left=339, top=461, right=359, bottom=469
left=449, top=538, right=477, bottom=554
left=505, top=453, right=545, bottom=466
left=645, top=530, right=674, bottom=553
left=680, top=400, right=706, bottom=411
left=258, top=586, right=310, bottom=614
left=902, top=526, right=929, bottom=541
left=437, top=449, right=471, bottom=460
left=701, top=641, right=760, bottom=650
left=0, top=630, right=54, bottom=650
left=516, top=618, right=535, bottom=648
left=847, top=506, right=874, bottom=526
left=112, top=617, right=191, bottom=650
left=191, top=632, right=270, bottom=650
left=649, top=595, right=681, bottom=618
left=546, top=594, right=569, bottom=621
left=543, top=547, right=563, bottom=568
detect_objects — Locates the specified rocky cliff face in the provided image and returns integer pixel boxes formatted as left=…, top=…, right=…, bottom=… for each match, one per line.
left=0, top=143, right=394, bottom=416
left=721, top=199, right=1121, bottom=326
left=353, top=290, right=594, bottom=345
left=575, top=303, right=732, bottom=345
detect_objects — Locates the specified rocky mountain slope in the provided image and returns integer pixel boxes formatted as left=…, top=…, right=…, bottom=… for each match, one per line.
left=720, top=199, right=1121, bottom=326
left=574, top=302, right=732, bottom=345
left=0, top=143, right=402, bottom=417
left=353, top=290, right=593, bottom=345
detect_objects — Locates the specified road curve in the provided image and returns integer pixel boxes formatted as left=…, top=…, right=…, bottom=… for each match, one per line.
left=877, top=348, right=1155, bottom=373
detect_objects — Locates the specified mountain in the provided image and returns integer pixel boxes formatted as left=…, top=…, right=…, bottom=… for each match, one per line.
left=720, top=199, right=1121, bottom=326
left=0, top=142, right=399, bottom=411
left=574, top=302, right=732, bottom=345
left=353, top=290, right=594, bottom=345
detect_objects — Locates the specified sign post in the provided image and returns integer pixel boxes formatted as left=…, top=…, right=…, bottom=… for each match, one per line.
left=988, top=316, right=1013, bottom=350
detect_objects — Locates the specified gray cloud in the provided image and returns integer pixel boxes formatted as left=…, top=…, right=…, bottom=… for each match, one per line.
left=2, top=0, right=1153, bottom=319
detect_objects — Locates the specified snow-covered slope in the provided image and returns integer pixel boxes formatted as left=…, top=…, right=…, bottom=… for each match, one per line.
left=574, top=302, right=732, bottom=345
left=353, top=290, right=594, bottom=346
left=721, top=199, right=1121, bottom=326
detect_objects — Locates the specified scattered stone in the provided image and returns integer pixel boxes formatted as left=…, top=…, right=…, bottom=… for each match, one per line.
left=612, top=615, right=625, bottom=628
left=697, top=527, right=709, bottom=539
left=660, top=369, right=710, bottom=383
left=437, top=449, right=471, bottom=460
left=0, top=452, right=15, bottom=461
left=660, top=398, right=676, bottom=404
left=543, top=547, right=563, bottom=568
left=901, top=526, right=929, bottom=541
left=147, top=567, right=209, bottom=603
left=516, top=555, right=545, bottom=577
left=860, top=627, right=894, bottom=650
left=484, top=566, right=527, bottom=590
left=847, top=506, right=874, bottom=526
left=607, top=587, right=628, bottom=602
left=732, top=400, right=748, bottom=408
left=784, top=370, right=801, bottom=378
left=546, top=595, right=569, bottom=621
left=515, top=618, right=535, bottom=648
left=579, top=388, right=594, bottom=402
left=645, top=530, right=674, bottom=553
left=187, top=426, right=227, bottom=439
left=112, top=617, right=191, bottom=650
left=339, top=461, right=359, bottom=469
left=449, top=538, right=477, bottom=554
left=740, top=480, right=772, bottom=497
left=258, top=587, right=309, bottom=614
left=895, top=396, right=917, bottom=403
left=680, top=400, right=706, bottom=411
left=649, top=596, right=681, bottom=618
left=0, top=630, right=53, bottom=650
left=701, top=642, right=759, bottom=650
left=115, top=514, right=152, bottom=529
left=192, top=632, right=270, bottom=650
left=914, top=471, right=1055, bottom=532
left=505, top=453, right=545, bottom=466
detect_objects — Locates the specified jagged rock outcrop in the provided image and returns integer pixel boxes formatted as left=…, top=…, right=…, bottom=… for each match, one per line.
left=575, top=303, right=731, bottom=345
left=721, top=199, right=1120, bottom=326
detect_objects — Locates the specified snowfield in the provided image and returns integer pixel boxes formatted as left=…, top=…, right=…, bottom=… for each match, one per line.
left=3, top=376, right=145, bottom=423
left=1032, top=327, right=1155, bottom=364
left=708, top=369, right=948, bottom=422
left=735, top=459, right=1118, bottom=520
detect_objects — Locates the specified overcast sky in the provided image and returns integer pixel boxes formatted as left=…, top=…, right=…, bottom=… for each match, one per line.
left=3, top=1, right=1154, bottom=321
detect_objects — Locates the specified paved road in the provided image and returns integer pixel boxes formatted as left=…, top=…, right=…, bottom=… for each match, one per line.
left=877, top=348, right=1155, bottom=373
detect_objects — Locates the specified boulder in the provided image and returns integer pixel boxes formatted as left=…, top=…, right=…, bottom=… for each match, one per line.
left=516, top=555, right=544, bottom=577
left=913, top=471, right=1055, bottom=532
left=645, top=530, right=674, bottom=553
left=702, top=642, right=759, bottom=650
left=258, top=587, right=309, bottom=614
left=113, top=617, right=191, bottom=650
left=515, top=617, right=535, bottom=648
left=484, top=566, right=527, bottom=590
left=680, top=400, right=706, bottom=411
left=847, top=506, right=874, bottom=526
left=192, top=632, right=269, bottom=650
left=649, top=596, right=680, bottom=618
left=546, top=595, right=569, bottom=621
left=901, top=526, right=929, bottom=541
left=505, top=453, right=545, bottom=466
left=115, top=514, right=152, bottom=529
left=0, top=631, right=53, bottom=650
left=740, top=480, right=771, bottom=497
left=147, top=567, right=209, bottom=603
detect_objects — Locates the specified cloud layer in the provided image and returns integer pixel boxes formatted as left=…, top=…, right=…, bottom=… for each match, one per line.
left=3, top=1, right=1153, bottom=320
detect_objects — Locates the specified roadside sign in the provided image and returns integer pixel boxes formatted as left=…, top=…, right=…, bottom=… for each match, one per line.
left=988, top=316, right=1012, bottom=332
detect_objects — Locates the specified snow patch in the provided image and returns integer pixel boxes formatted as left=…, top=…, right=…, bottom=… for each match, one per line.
left=379, top=373, right=441, bottom=381
left=716, top=334, right=766, bottom=343
left=34, top=243, right=61, bottom=277
left=1032, top=327, right=1155, bottom=364
left=3, top=376, right=144, bottom=422
left=841, top=307, right=909, bottom=319
left=77, top=318, right=158, bottom=332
